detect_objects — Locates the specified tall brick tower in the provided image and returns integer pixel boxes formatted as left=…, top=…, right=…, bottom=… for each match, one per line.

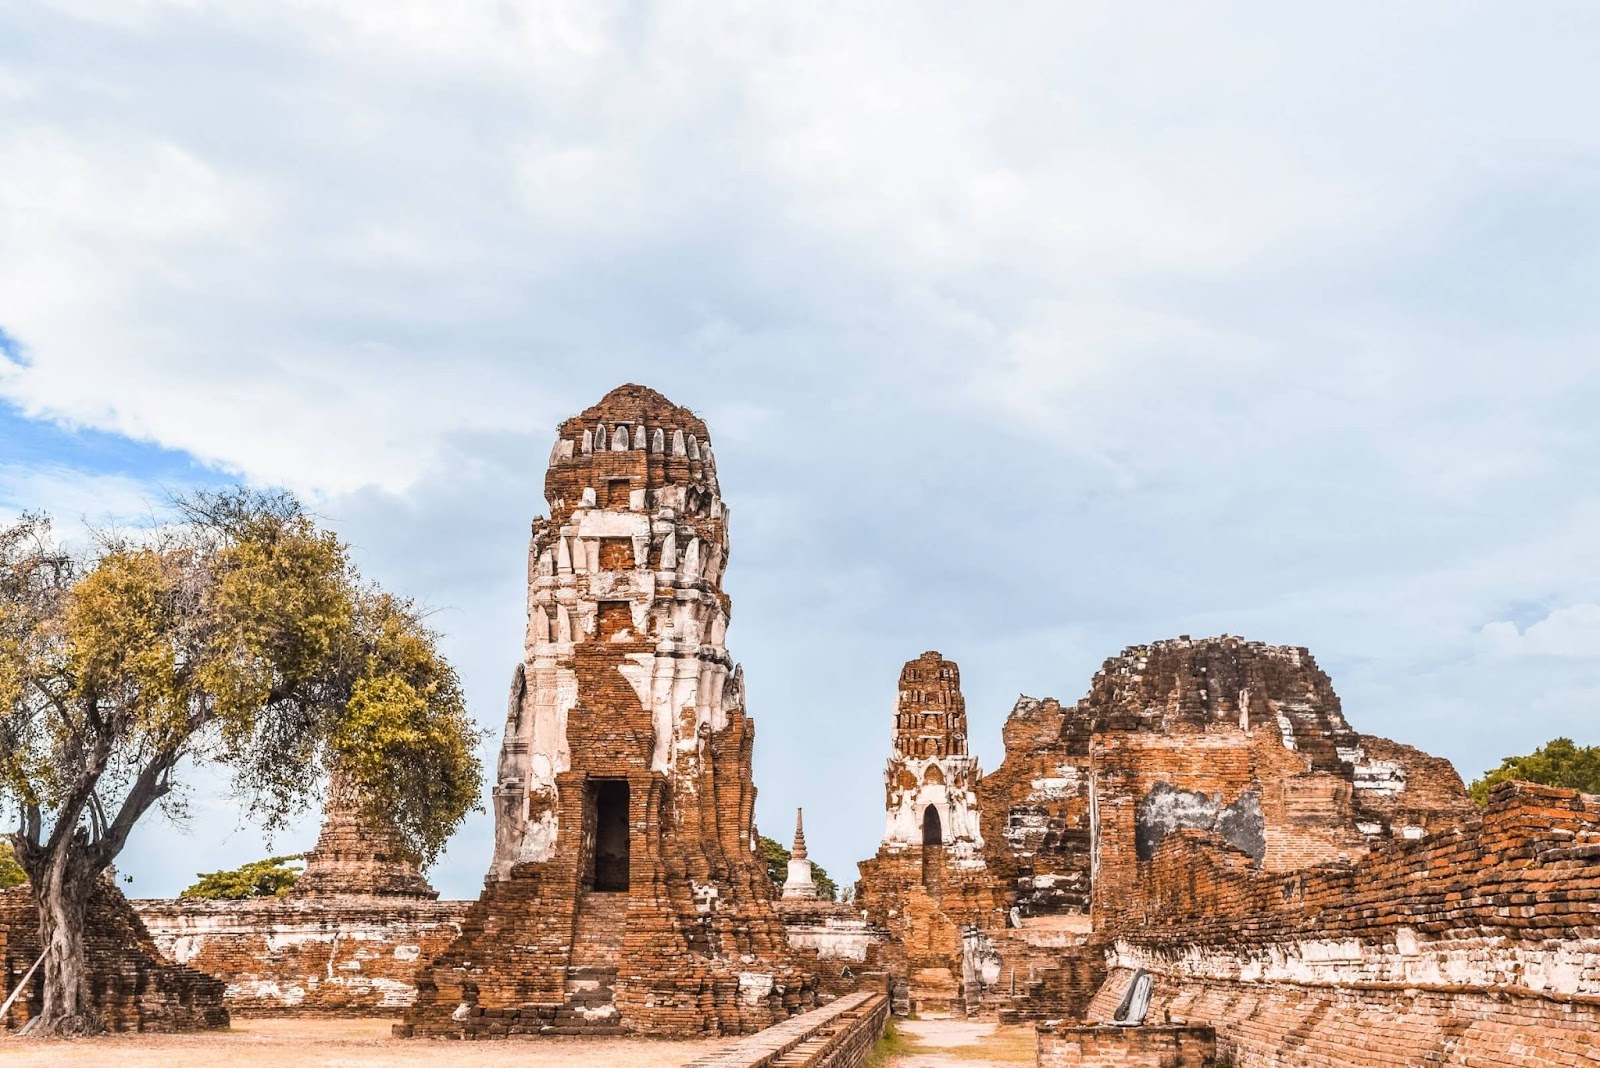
left=881, top=652, right=984, bottom=861
left=856, top=652, right=1001, bottom=1015
left=405, top=384, right=809, bottom=1038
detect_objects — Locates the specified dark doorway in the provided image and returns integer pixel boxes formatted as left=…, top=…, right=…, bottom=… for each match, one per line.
left=589, top=778, right=630, bottom=892
left=922, top=804, right=944, bottom=846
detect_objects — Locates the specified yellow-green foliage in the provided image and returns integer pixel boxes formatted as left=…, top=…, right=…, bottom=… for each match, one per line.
left=0, top=841, right=25, bottom=889
left=180, top=854, right=304, bottom=900
left=329, top=593, right=481, bottom=867
left=1470, top=736, right=1600, bottom=805
left=0, top=490, right=484, bottom=881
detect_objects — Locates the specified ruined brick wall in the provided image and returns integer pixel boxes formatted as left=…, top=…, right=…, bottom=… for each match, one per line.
left=406, top=384, right=809, bottom=1039
left=1, top=883, right=227, bottom=1032
left=133, top=897, right=466, bottom=1016
left=777, top=897, right=896, bottom=1001
left=1089, top=782, right=1600, bottom=1066
left=978, top=696, right=1092, bottom=918
left=1037, top=1023, right=1216, bottom=1068
left=1081, top=637, right=1476, bottom=925
left=967, top=636, right=1474, bottom=940
left=883, top=635, right=1476, bottom=1025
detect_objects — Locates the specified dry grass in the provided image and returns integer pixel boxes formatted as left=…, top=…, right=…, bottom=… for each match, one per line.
left=0, top=1016, right=724, bottom=1068
left=864, top=1019, right=918, bottom=1068
left=943, top=1026, right=1034, bottom=1063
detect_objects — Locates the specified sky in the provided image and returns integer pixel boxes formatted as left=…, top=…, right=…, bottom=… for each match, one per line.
left=2, top=1, right=1599, bottom=899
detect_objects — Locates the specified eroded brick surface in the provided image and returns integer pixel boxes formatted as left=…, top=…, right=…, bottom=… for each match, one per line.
left=403, top=385, right=810, bottom=1039
left=290, top=771, right=438, bottom=900
left=133, top=897, right=467, bottom=1016
left=0, top=883, right=227, bottom=1032
left=855, top=653, right=1007, bottom=1016
left=1037, top=1023, right=1216, bottom=1068
left=1086, top=782, right=1600, bottom=1064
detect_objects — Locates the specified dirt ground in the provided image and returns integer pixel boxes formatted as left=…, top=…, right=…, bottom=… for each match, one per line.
left=0, top=1012, right=1037, bottom=1067
left=0, top=1016, right=726, bottom=1067
left=888, top=1017, right=1036, bottom=1067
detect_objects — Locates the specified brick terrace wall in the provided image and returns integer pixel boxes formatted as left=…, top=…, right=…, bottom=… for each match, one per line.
left=133, top=896, right=468, bottom=1016
left=1, top=884, right=227, bottom=1032
left=682, top=990, right=889, bottom=1068
left=1091, top=782, right=1600, bottom=1066
left=1037, top=1024, right=1216, bottom=1068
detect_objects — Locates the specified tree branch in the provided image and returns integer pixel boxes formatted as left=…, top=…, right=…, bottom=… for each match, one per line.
left=96, top=751, right=178, bottom=866
left=85, top=791, right=107, bottom=845
left=41, top=718, right=114, bottom=857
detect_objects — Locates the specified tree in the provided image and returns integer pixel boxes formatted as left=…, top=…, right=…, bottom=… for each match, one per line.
left=757, top=834, right=839, bottom=902
left=0, top=840, right=24, bottom=889
left=0, top=491, right=483, bottom=1034
left=179, top=854, right=304, bottom=900
left=1470, top=737, right=1600, bottom=804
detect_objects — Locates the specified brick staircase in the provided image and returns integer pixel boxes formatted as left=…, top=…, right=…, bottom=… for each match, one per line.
left=554, top=891, right=629, bottom=1035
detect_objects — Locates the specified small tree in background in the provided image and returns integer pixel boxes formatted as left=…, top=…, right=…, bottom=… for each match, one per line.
left=179, top=854, right=305, bottom=900
left=0, top=840, right=25, bottom=889
left=0, top=491, right=484, bottom=1035
left=757, top=834, right=840, bottom=902
left=1470, top=737, right=1600, bottom=804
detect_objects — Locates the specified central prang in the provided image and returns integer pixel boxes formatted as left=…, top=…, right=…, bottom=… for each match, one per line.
left=405, top=384, right=810, bottom=1039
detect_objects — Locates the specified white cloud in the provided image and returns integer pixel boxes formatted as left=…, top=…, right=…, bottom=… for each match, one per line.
left=0, top=463, right=169, bottom=540
left=3, top=1, right=1600, bottom=892
left=1480, top=605, right=1600, bottom=660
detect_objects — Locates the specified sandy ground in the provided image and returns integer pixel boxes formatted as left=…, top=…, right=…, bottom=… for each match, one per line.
left=889, top=1017, right=1036, bottom=1067
left=0, top=1016, right=726, bottom=1067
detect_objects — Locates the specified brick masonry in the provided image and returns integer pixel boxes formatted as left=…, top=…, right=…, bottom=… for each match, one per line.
left=1, top=882, right=227, bottom=1032
left=290, top=770, right=439, bottom=900
left=1086, top=780, right=1600, bottom=1066
left=1037, top=1023, right=1216, bottom=1068
left=133, top=896, right=468, bottom=1016
left=856, top=653, right=1007, bottom=1016
left=681, top=990, right=889, bottom=1068
left=403, top=385, right=811, bottom=1039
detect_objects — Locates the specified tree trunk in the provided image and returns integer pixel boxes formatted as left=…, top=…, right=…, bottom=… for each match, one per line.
left=29, top=854, right=100, bottom=1035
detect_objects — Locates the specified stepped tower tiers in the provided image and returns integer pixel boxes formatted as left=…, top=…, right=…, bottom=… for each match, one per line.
left=882, top=652, right=984, bottom=863
left=855, top=652, right=1005, bottom=1017
left=292, top=770, right=437, bottom=899
left=488, top=382, right=740, bottom=877
left=782, top=809, right=818, bottom=899
left=405, top=384, right=810, bottom=1039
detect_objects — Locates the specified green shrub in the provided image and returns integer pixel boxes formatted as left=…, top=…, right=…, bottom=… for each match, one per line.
left=1470, top=737, right=1600, bottom=804
left=0, top=842, right=25, bottom=889
left=179, top=854, right=305, bottom=899
left=757, top=834, right=840, bottom=902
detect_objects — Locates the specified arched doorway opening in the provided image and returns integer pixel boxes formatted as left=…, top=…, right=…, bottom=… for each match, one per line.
left=921, top=804, right=945, bottom=892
